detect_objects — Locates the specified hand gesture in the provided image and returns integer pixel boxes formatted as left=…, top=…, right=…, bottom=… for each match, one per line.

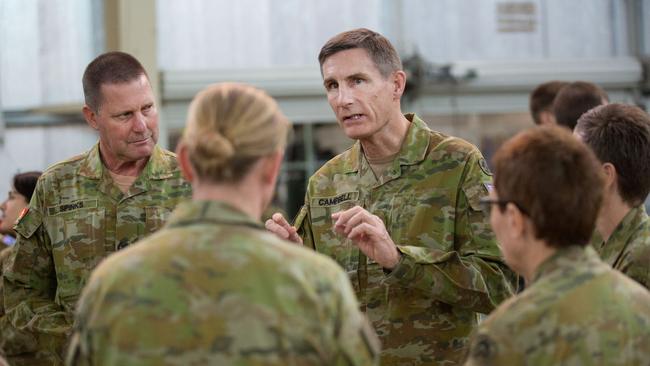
left=331, top=205, right=400, bottom=269
left=265, top=213, right=303, bottom=245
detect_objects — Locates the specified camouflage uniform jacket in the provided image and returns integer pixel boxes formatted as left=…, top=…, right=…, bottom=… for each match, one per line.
left=1, top=143, right=191, bottom=365
left=294, top=114, right=516, bottom=365
left=67, top=200, right=380, bottom=366
left=0, top=246, right=13, bottom=318
left=594, top=205, right=650, bottom=289
left=464, top=245, right=650, bottom=366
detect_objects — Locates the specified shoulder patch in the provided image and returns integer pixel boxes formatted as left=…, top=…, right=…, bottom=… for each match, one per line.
left=470, top=334, right=498, bottom=361
left=479, top=158, right=492, bottom=176
left=14, top=207, right=43, bottom=239
left=16, top=207, right=29, bottom=224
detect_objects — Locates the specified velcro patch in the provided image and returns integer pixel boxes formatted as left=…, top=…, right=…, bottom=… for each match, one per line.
left=311, top=191, right=359, bottom=207
left=47, top=200, right=98, bottom=215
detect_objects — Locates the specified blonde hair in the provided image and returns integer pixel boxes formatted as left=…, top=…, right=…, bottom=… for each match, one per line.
left=182, top=83, right=290, bottom=182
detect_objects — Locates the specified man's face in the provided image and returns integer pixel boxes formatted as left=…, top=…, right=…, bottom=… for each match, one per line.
left=321, top=48, right=397, bottom=140
left=86, top=74, right=158, bottom=165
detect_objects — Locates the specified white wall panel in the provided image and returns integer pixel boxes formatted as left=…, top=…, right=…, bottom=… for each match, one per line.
left=1, top=0, right=41, bottom=109
left=0, top=124, right=97, bottom=202
left=0, top=0, right=95, bottom=110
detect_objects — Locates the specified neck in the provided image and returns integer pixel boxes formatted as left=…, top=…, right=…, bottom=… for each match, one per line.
left=520, top=238, right=558, bottom=284
left=191, top=179, right=265, bottom=221
left=597, top=192, right=632, bottom=242
left=100, top=145, right=149, bottom=177
left=360, top=113, right=410, bottom=160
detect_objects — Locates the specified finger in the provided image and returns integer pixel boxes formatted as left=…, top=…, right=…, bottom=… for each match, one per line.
left=332, top=205, right=365, bottom=227
left=342, top=211, right=378, bottom=235
left=265, top=219, right=290, bottom=240
left=347, top=222, right=379, bottom=242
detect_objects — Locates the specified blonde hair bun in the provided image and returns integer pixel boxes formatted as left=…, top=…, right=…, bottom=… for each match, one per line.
left=182, top=83, right=290, bottom=182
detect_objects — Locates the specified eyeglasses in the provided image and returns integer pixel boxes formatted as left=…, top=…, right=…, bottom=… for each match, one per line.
left=479, top=198, right=529, bottom=216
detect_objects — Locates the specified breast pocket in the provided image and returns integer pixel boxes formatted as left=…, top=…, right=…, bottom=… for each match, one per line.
left=145, top=206, right=172, bottom=234
left=388, top=188, right=453, bottom=251
left=47, top=207, right=106, bottom=302
left=309, top=194, right=359, bottom=274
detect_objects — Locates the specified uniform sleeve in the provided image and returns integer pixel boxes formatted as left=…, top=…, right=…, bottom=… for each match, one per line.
left=294, top=202, right=316, bottom=250
left=383, top=151, right=517, bottom=314
left=65, top=270, right=102, bottom=366
left=331, top=265, right=381, bottom=365
left=617, top=241, right=650, bottom=289
left=1, top=183, right=70, bottom=359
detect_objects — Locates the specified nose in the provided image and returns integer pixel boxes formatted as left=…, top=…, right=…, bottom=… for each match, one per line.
left=132, top=112, right=147, bottom=133
left=335, top=85, right=354, bottom=108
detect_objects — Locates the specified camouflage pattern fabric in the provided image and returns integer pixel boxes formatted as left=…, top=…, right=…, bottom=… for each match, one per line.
left=66, top=200, right=380, bottom=366
left=464, top=245, right=650, bottom=366
left=593, top=205, right=650, bottom=289
left=294, top=114, right=516, bottom=365
left=0, top=246, right=13, bottom=318
left=1, top=143, right=191, bottom=365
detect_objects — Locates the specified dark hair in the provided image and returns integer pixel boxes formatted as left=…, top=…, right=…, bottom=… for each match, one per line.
left=576, top=103, right=650, bottom=206
left=553, top=81, right=608, bottom=130
left=529, top=81, right=569, bottom=124
left=82, top=51, right=149, bottom=112
left=13, top=171, right=42, bottom=202
left=318, top=28, right=402, bottom=78
left=492, top=126, right=604, bottom=248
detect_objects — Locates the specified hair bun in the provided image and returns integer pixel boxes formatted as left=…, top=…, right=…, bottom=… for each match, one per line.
left=190, top=131, right=235, bottom=168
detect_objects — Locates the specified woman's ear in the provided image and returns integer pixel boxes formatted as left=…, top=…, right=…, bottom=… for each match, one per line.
left=506, top=202, right=527, bottom=240
left=261, top=150, right=284, bottom=185
left=176, top=142, right=195, bottom=183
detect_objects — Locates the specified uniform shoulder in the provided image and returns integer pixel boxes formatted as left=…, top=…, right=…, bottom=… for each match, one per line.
left=312, top=145, right=356, bottom=177
left=426, top=129, right=480, bottom=158
left=39, top=151, right=89, bottom=181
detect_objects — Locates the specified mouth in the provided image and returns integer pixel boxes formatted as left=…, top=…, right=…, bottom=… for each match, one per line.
left=129, top=136, right=151, bottom=144
left=341, top=114, right=365, bottom=123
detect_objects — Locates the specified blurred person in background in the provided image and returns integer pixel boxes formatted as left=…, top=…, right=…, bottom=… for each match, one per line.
left=67, top=82, right=379, bottom=366
left=575, top=103, right=650, bottom=289
left=1, top=52, right=191, bottom=365
left=0, top=172, right=41, bottom=246
left=553, top=81, right=608, bottom=130
left=464, top=126, right=650, bottom=365
left=0, top=171, right=41, bottom=319
left=529, top=80, right=568, bottom=125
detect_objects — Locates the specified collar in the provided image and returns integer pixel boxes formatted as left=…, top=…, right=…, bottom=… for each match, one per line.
left=530, top=245, right=599, bottom=285
left=340, top=113, right=431, bottom=174
left=78, top=143, right=176, bottom=180
left=602, top=205, right=648, bottom=248
left=165, top=200, right=264, bottom=231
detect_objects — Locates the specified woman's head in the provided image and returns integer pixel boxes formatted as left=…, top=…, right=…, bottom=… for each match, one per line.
left=180, top=83, right=290, bottom=183
left=0, top=171, right=42, bottom=235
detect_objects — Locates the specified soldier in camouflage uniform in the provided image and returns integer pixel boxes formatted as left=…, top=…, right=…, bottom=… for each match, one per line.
left=0, top=172, right=41, bottom=322
left=465, top=126, right=650, bottom=365
left=266, top=28, right=515, bottom=365
left=1, top=52, right=191, bottom=365
left=66, top=83, right=379, bottom=366
left=575, top=103, right=650, bottom=288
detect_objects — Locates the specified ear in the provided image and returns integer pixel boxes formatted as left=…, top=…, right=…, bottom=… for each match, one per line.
left=505, top=203, right=527, bottom=239
left=392, top=70, right=407, bottom=100
left=83, top=105, right=99, bottom=130
left=602, top=162, right=617, bottom=191
left=261, top=150, right=284, bottom=186
left=176, top=142, right=195, bottom=184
